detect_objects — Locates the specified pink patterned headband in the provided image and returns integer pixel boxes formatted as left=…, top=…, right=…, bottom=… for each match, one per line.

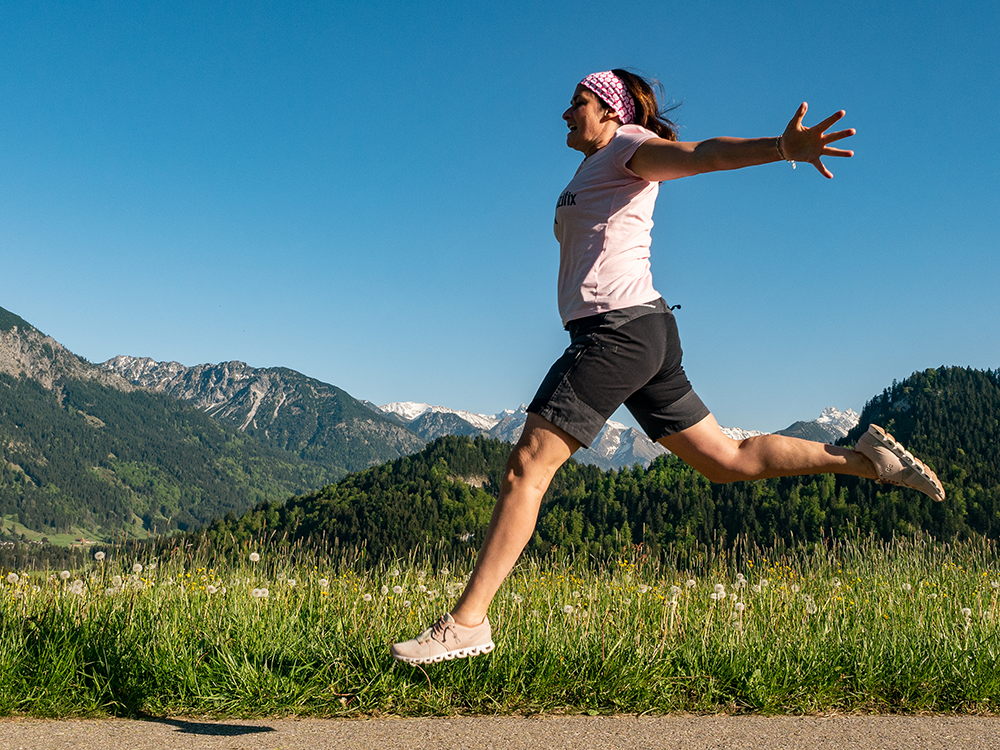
left=579, top=71, right=636, bottom=125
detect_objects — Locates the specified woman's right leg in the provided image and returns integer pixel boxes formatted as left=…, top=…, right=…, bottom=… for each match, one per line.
left=449, top=412, right=581, bottom=627
left=390, top=413, right=580, bottom=663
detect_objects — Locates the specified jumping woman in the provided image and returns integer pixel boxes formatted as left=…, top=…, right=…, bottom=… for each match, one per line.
left=391, top=69, right=944, bottom=664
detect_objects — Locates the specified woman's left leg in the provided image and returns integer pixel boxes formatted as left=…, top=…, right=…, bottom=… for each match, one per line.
left=657, top=412, right=878, bottom=483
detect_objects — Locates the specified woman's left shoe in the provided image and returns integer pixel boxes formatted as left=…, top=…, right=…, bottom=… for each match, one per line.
left=855, top=424, right=945, bottom=502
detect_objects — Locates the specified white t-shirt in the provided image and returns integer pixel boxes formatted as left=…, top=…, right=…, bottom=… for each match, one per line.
left=553, top=124, right=662, bottom=325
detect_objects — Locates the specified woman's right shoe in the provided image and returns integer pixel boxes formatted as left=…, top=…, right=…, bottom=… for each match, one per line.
left=391, top=613, right=495, bottom=665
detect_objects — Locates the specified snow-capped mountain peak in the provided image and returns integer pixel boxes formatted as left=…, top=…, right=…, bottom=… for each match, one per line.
left=378, top=402, right=499, bottom=432
left=814, top=407, right=861, bottom=437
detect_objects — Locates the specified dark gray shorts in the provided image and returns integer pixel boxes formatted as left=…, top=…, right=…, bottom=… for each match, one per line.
left=527, top=298, right=710, bottom=447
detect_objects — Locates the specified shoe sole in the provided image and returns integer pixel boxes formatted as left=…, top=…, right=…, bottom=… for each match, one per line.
left=864, top=425, right=944, bottom=501
left=392, top=641, right=495, bottom=665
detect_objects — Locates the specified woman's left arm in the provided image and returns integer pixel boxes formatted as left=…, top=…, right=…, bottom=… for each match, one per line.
left=627, top=102, right=855, bottom=181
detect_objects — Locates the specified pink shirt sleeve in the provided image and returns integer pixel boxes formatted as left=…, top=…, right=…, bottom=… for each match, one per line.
left=610, top=125, right=657, bottom=176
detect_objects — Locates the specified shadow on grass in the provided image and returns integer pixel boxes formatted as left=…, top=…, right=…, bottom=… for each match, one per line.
left=139, top=715, right=276, bottom=736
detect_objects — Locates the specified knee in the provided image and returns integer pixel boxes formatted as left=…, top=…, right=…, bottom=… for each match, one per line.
left=502, top=441, right=563, bottom=492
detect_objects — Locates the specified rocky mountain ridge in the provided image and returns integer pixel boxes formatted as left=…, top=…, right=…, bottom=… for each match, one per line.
left=102, top=355, right=425, bottom=473
left=0, top=306, right=132, bottom=393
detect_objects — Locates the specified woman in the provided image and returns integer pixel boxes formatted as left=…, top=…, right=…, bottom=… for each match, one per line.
left=391, top=69, right=944, bottom=664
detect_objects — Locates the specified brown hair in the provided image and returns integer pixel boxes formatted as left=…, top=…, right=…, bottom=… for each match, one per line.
left=611, top=69, right=678, bottom=141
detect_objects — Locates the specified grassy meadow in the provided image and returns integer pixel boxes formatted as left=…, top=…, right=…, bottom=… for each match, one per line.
left=2, top=535, right=999, bottom=717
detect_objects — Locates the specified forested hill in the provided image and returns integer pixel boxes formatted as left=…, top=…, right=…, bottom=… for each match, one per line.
left=0, top=375, right=340, bottom=540
left=195, top=367, right=1000, bottom=560
left=1, top=305, right=342, bottom=541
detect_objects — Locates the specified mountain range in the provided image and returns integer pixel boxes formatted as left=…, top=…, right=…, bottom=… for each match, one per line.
left=365, top=401, right=860, bottom=470
left=103, top=356, right=424, bottom=474
left=191, top=366, right=1000, bottom=559
left=1, top=307, right=346, bottom=542
left=2, top=301, right=860, bottom=543
left=102, top=357, right=859, bottom=472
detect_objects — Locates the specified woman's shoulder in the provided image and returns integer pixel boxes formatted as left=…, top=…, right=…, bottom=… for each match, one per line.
left=613, top=124, right=658, bottom=142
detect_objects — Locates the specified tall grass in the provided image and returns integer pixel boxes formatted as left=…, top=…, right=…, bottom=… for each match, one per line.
left=1, top=535, right=998, bottom=717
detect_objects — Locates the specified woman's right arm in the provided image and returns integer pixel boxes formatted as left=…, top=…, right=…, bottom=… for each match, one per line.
left=627, top=103, right=855, bottom=181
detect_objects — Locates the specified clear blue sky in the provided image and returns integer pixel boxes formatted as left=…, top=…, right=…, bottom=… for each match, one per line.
left=2, top=0, right=998, bottom=433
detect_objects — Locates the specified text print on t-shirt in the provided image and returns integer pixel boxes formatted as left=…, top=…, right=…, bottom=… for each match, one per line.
left=554, top=190, right=576, bottom=225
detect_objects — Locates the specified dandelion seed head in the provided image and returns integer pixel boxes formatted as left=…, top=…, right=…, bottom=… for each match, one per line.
left=511, top=593, right=523, bottom=604
left=806, top=600, right=818, bottom=615
left=563, top=604, right=574, bottom=614
left=714, top=583, right=726, bottom=594
left=287, top=578, right=297, bottom=587
left=132, top=563, right=143, bottom=574
left=440, top=568, right=449, bottom=576
left=94, top=551, right=106, bottom=561
left=403, top=600, right=412, bottom=608
left=735, top=602, right=746, bottom=613
left=669, top=585, right=681, bottom=597
left=791, top=584, right=800, bottom=593
left=685, top=579, right=696, bottom=588
left=902, top=583, right=912, bottom=592
left=6, top=573, right=19, bottom=585
left=710, top=592, right=720, bottom=601
left=381, top=585, right=389, bottom=595
left=277, top=572, right=286, bottom=581
left=249, top=552, right=260, bottom=563
left=760, top=579, right=770, bottom=588
left=417, top=584, right=427, bottom=593
left=751, top=584, right=761, bottom=593
left=60, top=570, right=71, bottom=581
left=961, top=607, right=972, bottom=618
left=391, top=569, right=400, bottom=577
left=392, top=585, right=403, bottom=595
left=362, top=593, right=373, bottom=602
left=111, top=575, right=123, bottom=587
left=206, top=585, right=218, bottom=595
left=318, top=578, right=329, bottom=589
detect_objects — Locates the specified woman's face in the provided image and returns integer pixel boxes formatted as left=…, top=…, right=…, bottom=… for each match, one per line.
left=563, top=84, right=618, bottom=156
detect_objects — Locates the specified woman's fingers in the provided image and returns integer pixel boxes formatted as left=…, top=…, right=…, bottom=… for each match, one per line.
left=813, top=109, right=847, bottom=133
left=822, top=127, right=856, bottom=144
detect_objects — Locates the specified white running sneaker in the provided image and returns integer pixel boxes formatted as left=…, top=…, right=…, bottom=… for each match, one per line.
left=391, top=613, right=495, bottom=665
left=856, top=424, right=945, bottom=502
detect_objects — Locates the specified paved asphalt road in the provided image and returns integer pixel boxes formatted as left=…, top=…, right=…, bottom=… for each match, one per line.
left=1, top=715, right=998, bottom=750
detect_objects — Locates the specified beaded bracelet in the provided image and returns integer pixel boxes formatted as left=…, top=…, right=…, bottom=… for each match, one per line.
left=775, top=136, right=796, bottom=169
